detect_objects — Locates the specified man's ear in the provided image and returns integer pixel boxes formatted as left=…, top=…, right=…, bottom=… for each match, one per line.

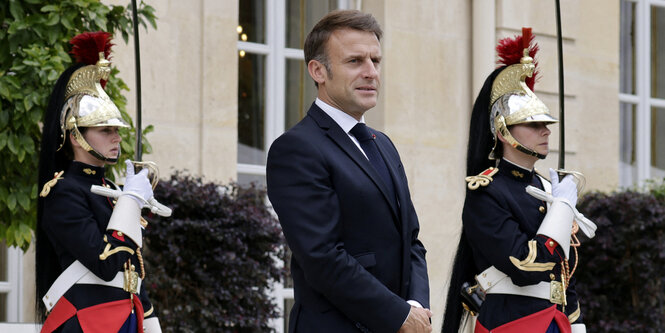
left=307, top=60, right=327, bottom=86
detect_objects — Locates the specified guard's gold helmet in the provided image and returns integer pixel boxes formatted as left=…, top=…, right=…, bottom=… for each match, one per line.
left=57, top=32, right=128, bottom=163
left=489, top=28, right=557, bottom=160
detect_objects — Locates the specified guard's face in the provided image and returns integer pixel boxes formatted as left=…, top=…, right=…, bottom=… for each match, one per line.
left=83, top=126, right=122, bottom=161
left=315, top=29, right=381, bottom=119
left=509, top=122, right=551, bottom=156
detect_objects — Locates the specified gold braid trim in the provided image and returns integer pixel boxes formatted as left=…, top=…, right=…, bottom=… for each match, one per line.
left=137, top=247, right=145, bottom=279
left=40, top=171, right=65, bottom=197
left=144, top=305, right=154, bottom=317
left=509, top=240, right=557, bottom=272
left=465, top=167, right=499, bottom=190
left=568, top=302, right=581, bottom=323
left=99, top=235, right=135, bottom=260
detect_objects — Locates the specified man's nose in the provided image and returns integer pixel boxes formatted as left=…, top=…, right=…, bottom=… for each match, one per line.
left=362, top=59, right=379, bottom=79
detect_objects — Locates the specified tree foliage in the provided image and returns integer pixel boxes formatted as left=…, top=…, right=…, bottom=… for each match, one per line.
left=0, top=0, right=156, bottom=250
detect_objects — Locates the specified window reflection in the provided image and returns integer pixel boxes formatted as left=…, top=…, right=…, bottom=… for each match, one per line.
left=238, top=53, right=266, bottom=165
left=286, top=0, right=336, bottom=49
left=0, top=243, right=6, bottom=281
left=0, top=293, right=6, bottom=322
left=237, top=174, right=266, bottom=188
left=621, top=103, right=636, bottom=166
left=285, top=59, right=317, bottom=130
left=620, top=1, right=636, bottom=95
left=239, top=0, right=266, bottom=44
left=651, top=107, right=665, bottom=172
left=651, top=5, right=665, bottom=99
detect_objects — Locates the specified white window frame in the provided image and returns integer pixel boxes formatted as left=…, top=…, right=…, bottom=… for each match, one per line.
left=0, top=246, right=24, bottom=322
left=620, top=0, right=665, bottom=186
left=236, top=1, right=350, bottom=331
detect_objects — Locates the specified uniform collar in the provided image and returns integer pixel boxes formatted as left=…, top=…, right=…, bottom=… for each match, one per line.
left=498, top=158, right=534, bottom=183
left=69, top=161, right=105, bottom=179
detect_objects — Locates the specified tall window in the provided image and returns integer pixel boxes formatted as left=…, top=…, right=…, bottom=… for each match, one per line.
left=0, top=243, right=24, bottom=322
left=237, top=1, right=348, bottom=331
left=620, top=0, right=665, bottom=186
left=237, top=0, right=346, bottom=186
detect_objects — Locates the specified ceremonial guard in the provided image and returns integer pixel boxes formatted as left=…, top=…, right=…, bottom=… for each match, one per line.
left=442, top=29, right=591, bottom=333
left=36, top=32, right=162, bottom=332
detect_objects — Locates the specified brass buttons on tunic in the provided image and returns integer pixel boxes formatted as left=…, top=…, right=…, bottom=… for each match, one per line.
left=539, top=206, right=546, bottom=213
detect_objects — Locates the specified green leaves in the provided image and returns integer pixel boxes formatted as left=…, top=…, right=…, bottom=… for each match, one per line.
left=0, top=0, right=158, bottom=251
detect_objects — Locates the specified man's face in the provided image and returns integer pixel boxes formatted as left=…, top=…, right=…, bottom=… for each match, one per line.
left=508, top=122, right=551, bottom=157
left=313, top=28, right=381, bottom=119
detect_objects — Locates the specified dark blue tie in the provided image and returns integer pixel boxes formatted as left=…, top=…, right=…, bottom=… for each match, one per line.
left=350, top=123, right=396, bottom=205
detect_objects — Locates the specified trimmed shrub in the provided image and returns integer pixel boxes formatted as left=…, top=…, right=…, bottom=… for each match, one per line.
left=576, top=185, right=665, bottom=332
left=144, top=171, right=286, bottom=332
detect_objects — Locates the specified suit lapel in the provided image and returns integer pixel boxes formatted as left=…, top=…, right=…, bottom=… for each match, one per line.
left=374, top=135, right=413, bottom=295
left=373, top=134, right=406, bottom=228
left=308, top=105, right=400, bottom=221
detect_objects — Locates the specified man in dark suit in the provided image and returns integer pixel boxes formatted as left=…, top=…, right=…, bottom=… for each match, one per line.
left=266, top=10, right=431, bottom=333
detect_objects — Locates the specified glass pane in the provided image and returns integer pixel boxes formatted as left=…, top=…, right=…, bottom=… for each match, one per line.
left=0, top=293, right=6, bottom=322
left=283, top=297, right=295, bottom=332
left=652, top=5, right=665, bottom=99
left=651, top=107, right=665, bottom=170
left=239, top=0, right=266, bottom=44
left=283, top=248, right=293, bottom=288
left=237, top=173, right=266, bottom=188
left=620, top=102, right=636, bottom=165
left=286, top=0, right=337, bottom=49
left=0, top=242, right=7, bottom=281
left=285, top=59, right=318, bottom=130
left=620, top=0, right=636, bottom=95
left=238, top=52, right=266, bottom=165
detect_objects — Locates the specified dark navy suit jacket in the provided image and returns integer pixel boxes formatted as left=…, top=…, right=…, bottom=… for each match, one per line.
left=267, top=104, right=429, bottom=333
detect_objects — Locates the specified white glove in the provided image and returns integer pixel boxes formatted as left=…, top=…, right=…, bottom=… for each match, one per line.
left=143, top=317, right=162, bottom=333
left=550, top=168, right=577, bottom=207
left=123, top=159, right=153, bottom=208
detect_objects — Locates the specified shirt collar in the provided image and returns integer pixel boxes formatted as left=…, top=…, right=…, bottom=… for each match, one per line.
left=315, top=98, right=365, bottom=133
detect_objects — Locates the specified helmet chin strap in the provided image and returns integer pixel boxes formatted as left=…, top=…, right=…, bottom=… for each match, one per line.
left=71, top=125, right=120, bottom=164
left=87, top=148, right=120, bottom=164
left=494, top=116, right=547, bottom=160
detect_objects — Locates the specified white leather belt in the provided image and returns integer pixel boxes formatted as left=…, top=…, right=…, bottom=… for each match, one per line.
left=78, top=270, right=142, bottom=291
left=43, top=260, right=142, bottom=312
left=476, top=266, right=564, bottom=305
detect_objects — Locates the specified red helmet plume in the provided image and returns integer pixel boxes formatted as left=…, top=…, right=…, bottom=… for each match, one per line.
left=496, top=27, right=540, bottom=90
left=69, top=31, right=113, bottom=88
left=69, top=31, right=113, bottom=65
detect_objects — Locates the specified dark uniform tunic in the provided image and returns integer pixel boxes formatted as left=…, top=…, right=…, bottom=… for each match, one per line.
left=41, top=161, right=156, bottom=332
left=463, top=159, right=583, bottom=331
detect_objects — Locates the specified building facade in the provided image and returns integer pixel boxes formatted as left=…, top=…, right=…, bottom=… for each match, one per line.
left=5, top=0, right=663, bottom=332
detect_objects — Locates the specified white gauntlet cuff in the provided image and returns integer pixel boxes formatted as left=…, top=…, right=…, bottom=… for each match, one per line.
left=536, top=198, right=573, bottom=258
left=143, top=317, right=162, bottom=333
left=107, top=195, right=143, bottom=248
left=571, top=323, right=586, bottom=333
